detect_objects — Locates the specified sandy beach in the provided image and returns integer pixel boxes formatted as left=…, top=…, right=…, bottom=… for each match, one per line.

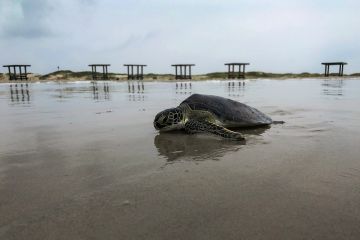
left=1, top=79, right=360, bottom=239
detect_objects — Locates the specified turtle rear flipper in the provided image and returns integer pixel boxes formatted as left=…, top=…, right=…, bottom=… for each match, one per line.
left=184, top=119, right=245, bottom=141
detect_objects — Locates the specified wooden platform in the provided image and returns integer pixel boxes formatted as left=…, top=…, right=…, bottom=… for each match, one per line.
left=225, top=63, right=250, bottom=79
left=124, top=64, right=147, bottom=80
left=321, top=62, right=347, bottom=77
left=89, top=64, right=110, bottom=80
left=3, top=65, right=31, bottom=80
left=171, top=64, right=195, bottom=80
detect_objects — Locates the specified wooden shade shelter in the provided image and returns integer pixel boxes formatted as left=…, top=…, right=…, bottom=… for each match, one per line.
left=3, top=65, right=31, bottom=80
left=89, top=64, right=110, bottom=80
left=321, top=62, right=347, bottom=77
left=171, top=64, right=195, bottom=80
left=124, top=64, right=147, bottom=80
left=225, top=63, right=250, bottom=79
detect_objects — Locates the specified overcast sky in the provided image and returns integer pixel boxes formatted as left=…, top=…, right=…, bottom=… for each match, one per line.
left=1, top=0, right=359, bottom=74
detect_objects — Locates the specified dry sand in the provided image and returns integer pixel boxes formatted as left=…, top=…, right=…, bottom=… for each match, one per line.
left=1, top=79, right=360, bottom=239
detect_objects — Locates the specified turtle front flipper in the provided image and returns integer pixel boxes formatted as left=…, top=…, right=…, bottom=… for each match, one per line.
left=184, top=119, right=245, bottom=141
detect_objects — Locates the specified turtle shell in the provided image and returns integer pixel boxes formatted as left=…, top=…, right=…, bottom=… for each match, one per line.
left=180, top=94, right=272, bottom=127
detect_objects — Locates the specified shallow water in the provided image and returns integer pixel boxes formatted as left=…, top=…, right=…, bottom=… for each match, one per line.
left=1, top=79, right=360, bottom=239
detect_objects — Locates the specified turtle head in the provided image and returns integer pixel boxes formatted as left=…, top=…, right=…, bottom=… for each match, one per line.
left=154, top=108, right=184, bottom=131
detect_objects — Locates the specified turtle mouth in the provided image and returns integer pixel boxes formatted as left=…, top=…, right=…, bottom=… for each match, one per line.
left=154, top=121, right=163, bottom=130
left=154, top=121, right=172, bottom=130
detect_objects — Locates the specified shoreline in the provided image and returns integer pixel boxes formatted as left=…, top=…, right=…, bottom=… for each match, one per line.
left=1, top=70, right=359, bottom=83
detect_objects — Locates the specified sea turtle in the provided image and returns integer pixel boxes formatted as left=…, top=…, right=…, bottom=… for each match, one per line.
left=154, top=94, right=282, bottom=141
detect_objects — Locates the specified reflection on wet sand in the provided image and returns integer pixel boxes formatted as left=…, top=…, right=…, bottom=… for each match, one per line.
left=227, top=80, right=245, bottom=98
left=175, top=81, right=192, bottom=95
left=127, top=81, right=145, bottom=101
left=155, top=132, right=242, bottom=162
left=154, top=126, right=268, bottom=162
left=92, top=82, right=110, bottom=100
left=53, top=82, right=111, bottom=100
left=321, top=79, right=344, bottom=96
left=9, top=84, right=30, bottom=103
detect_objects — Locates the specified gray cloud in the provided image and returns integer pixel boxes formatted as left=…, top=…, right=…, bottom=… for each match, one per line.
left=0, top=0, right=359, bottom=74
left=79, top=0, right=96, bottom=5
left=0, top=0, right=54, bottom=38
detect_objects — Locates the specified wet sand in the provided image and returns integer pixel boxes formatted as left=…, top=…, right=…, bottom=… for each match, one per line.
left=1, top=79, right=360, bottom=239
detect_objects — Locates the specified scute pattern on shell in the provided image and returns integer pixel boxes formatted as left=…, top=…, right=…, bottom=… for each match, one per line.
left=181, top=94, right=272, bottom=127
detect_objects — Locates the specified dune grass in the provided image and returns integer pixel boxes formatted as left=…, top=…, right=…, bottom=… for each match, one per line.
left=32, top=70, right=360, bottom=81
